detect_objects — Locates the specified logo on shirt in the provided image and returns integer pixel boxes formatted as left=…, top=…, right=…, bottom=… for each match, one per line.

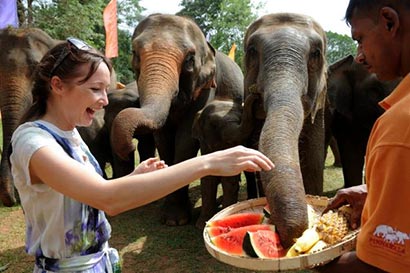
left=370, top=224, right=409, bottom=255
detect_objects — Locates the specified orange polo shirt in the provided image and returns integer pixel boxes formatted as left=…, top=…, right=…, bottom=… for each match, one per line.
left=357, top=74, right=410, bottom=272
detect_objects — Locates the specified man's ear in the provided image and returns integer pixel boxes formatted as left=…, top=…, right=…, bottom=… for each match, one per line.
left=380, top=7, right=399, bottom=34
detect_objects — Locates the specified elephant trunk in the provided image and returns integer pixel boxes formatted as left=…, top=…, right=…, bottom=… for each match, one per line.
left=0, top=78, right=33, bottom=206
left=111, top=49, right=182, bottom=161
left=259, top=71, right=309, bottom=248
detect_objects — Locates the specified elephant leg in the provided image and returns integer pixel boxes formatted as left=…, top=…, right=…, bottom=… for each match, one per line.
left=330, top=137, right=342, bottom=167
left=299, top=110, right=325, bottom=195
left=333, top=114, right=365, bottom=187
left=0, top=150, right=15, bottom=206
left=221, top=175, right=240, bottom=208
left=245, top=122, right=265, bottom=199
left=136, top=133, right=156, bottom=162
left=196, top=175, right=219, bottom=229
left=337, top=130, right=365, bottom=187
left=111, top=153, right=135, bottom=178
left=159, top=120, right=199, bottom=226
left=245, top=171, right=257, bottom=199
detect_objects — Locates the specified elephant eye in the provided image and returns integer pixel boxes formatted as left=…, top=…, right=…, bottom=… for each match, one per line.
left=132, top=52, right=141, bottom=79
left=308, top=47, right=323, bottom=71
left=246, top=45, right=257, bottom=57
left=310, top=48, right=321, bottom=59
left=184, top=54, right=195, bottom=72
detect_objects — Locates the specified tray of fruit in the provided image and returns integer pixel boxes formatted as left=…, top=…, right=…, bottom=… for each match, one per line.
left=203, top=195, right=359, bottom=271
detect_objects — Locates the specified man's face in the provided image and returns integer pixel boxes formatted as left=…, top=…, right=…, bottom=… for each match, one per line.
left=350, top=9, right=400, bottom=81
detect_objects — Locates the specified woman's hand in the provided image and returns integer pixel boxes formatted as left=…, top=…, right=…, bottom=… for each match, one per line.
left=132, top=157, right=168, bottom=175
left=203, top=145, right=275, bottom=176
left=323, top=184, right=367, bottom=229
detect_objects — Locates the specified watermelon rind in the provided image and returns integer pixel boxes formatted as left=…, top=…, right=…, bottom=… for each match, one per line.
left=243, top=230, right=285, bottom=259
left=263, top=204, right=271, bottom=218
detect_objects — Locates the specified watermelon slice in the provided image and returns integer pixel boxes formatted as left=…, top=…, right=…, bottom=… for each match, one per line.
left=205, top=226, right=233, bottom=237
left=243, top=229, right=286, bottom=258
left=210, top=224, right=275, bottom=256
left=206, top=212, right=264, bottom=228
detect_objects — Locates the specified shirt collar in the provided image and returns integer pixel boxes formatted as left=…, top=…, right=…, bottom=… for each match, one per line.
left=379, top=74, right=410, bottom=110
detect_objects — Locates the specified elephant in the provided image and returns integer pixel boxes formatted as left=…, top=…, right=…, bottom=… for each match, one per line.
left=78, top=81, right=156, bottom=179
left=110, top=14, right=244, bottom=226
left=192, top=91, right=262, bottom=229
left=0, top=27, right=58, bottom=206
left=326, top=55, right=400, bottom=187
left=243, top=13, right=328, bottom=248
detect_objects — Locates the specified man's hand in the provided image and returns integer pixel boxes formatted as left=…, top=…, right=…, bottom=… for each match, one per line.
left=323, top=184, right=367, bottom=229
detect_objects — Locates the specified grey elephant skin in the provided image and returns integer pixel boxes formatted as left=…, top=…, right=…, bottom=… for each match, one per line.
left=0, top=27, right=58, bottom=206
left=110, top=14, right=244, bottom=226
left=243, top=13, right=328, bottom=248
left=192, top=92, right=262, bottom=229
left=326, top=55, right=400, bottom=187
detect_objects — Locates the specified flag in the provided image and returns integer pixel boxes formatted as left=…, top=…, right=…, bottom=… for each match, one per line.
left=0, top=0, right=19, bottom=29
left=103, top=0, right=118, bottom=58
left=228, top=43, right=236, bottom=61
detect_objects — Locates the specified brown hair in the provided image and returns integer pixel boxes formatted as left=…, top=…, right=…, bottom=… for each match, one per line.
left=20, top=39, right=113, bottom=123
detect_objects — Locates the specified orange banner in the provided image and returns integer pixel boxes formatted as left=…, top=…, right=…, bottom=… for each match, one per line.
left=228, top=43, right=236, bottom=61
left=103, top=0, right=118, bottom=58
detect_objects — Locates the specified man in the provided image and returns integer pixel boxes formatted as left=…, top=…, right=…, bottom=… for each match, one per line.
left=316, top=0, right=410, bottom=272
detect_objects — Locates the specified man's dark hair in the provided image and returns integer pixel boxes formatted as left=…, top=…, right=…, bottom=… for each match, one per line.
left=344, top=0, right=410, bottom=25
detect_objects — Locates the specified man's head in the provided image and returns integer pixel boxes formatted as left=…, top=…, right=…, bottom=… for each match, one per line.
left=344, top=0, right=410, bottom=80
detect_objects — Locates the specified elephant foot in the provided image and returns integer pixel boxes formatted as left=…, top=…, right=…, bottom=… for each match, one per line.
left=160, top=197, right=192, bottom=226
left=333, top=162, right=342, bottom=168
left=195, top=212, right=213, bottom=230
left=0, top=192, right=16, bottom=207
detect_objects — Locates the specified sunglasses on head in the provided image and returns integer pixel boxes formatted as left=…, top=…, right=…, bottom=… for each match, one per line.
left=49, top=37, right=92, bottom=77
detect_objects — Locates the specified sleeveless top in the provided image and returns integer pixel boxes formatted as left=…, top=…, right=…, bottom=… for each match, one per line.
left=10, top=120, right=120, bottom=272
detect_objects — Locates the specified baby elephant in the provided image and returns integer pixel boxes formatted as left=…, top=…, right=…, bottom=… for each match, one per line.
left=192, top=92, right=261, bottom=229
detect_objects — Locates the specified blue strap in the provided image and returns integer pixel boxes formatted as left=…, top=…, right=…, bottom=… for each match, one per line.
left=34, top=122, right=103, bottom=176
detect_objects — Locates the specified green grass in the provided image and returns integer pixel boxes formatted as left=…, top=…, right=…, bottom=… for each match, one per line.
left=0, top=149, right=343, bottom=273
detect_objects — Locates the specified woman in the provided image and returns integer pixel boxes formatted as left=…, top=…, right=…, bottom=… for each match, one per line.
left=10, top=37, right=274, bottom=272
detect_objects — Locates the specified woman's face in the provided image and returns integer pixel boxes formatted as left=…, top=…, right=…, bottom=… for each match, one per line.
left=59, top=62, right=111, bottom=129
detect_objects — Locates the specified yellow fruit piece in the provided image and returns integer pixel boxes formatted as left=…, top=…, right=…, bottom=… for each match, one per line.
left=286, top=244, right=299, bottom=257
left=307, top=240, right=328, bottom=254
left=294, top=227, right=320, bottom=253
left=316, top=209, right=349, bottom=244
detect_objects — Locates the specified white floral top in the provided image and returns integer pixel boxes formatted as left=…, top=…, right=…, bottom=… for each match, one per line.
left=10, top=120, right=116, bottom=272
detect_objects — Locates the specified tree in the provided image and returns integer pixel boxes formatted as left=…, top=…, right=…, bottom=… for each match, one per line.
left=16, top=0, right=145, bottom=84
left=178, top=0, right=263, bottom=69
left=326, top=31, right=357, bottom=65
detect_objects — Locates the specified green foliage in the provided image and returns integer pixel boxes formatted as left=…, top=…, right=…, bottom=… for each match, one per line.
left=111, top=29, right=135, bottom=83
left=326, top=31, right=357, bottom=65
left=178, top=0, right=263, bottom=69
left=17, top=0, right=144, bottom=84
left=32, top=0, right=107, bottom=49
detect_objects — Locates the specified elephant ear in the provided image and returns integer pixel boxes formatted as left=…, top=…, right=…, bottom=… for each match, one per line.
left=310, top=68, right=328, bottom=124
left=193, top=41, right=217, bottom=100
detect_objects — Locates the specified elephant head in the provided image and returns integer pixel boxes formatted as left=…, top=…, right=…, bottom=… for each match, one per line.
left=244, top=13, right=327, bottom=248
left=0, top=27, right=57, bottom=206
left=111, top=14, right=217, bottom=161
